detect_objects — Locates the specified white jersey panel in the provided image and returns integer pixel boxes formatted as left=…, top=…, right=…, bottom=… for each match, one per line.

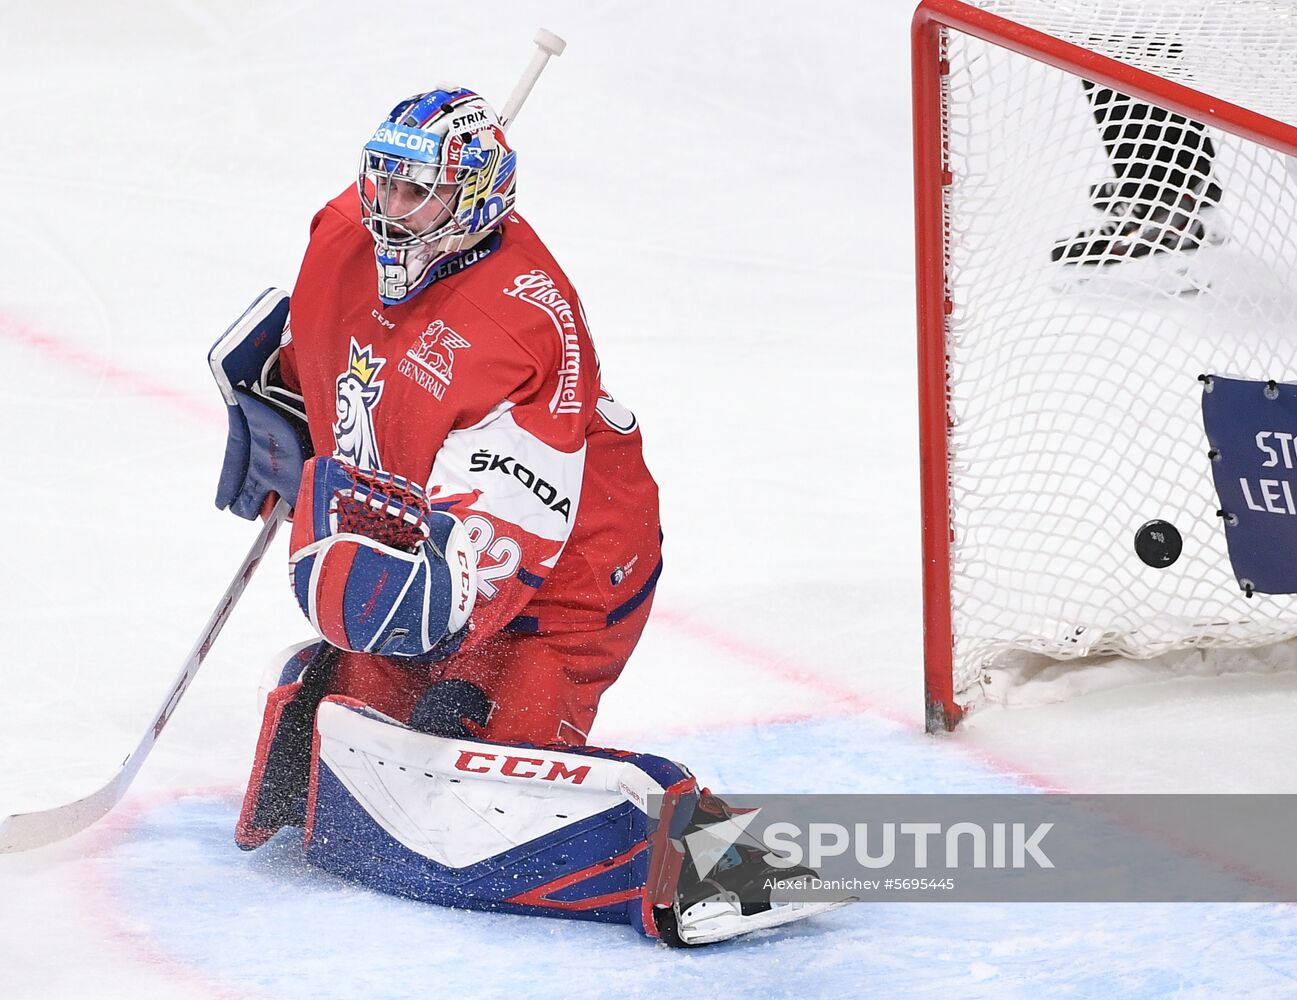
left=427, top=401, right=585, bottom=544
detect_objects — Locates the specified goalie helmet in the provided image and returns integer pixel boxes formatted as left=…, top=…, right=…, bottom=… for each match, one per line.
left=358, top=88, right=517, bottom=306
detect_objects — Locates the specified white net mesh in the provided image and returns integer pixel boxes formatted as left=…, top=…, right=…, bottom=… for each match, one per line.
left=940, top=1, right=1297, bottom=695
left=978, top=0, right=1297, bottom=126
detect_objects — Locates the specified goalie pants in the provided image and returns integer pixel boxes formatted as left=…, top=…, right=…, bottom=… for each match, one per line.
left=320, top=593, right=655, bottom=746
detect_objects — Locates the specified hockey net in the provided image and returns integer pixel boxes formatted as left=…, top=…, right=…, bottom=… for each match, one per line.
left=914, top=0, right=1297, bottom=730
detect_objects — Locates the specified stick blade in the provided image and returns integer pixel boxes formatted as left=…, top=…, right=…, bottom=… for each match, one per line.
left=0, top=773, right=126, bottom=854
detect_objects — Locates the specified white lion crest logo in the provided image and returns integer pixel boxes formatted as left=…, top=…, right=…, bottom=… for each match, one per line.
left=333, top=339, right=386, bottom=470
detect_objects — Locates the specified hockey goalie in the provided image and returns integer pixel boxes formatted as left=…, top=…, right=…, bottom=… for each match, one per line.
left=207, top=72, right=834, bottom=946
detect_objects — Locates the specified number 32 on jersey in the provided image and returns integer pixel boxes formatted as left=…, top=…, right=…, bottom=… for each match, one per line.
left=462, top=515, right=522, bottom=600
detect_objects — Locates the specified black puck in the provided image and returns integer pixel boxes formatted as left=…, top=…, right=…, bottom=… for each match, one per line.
left=1134, top=519, right=1183, bottom=568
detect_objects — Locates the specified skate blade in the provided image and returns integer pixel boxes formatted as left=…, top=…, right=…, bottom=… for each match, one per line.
left=1051, top=253, right=1209, bottom=297
left=1050, top=226, right=1227, bottom=298
left=677, top=897, right=853, bottom=945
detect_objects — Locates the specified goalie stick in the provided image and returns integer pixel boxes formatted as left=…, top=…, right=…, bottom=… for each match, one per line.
left=500, top=29, right=566, bottom=128
left=0, top=500, right=289, bottom=853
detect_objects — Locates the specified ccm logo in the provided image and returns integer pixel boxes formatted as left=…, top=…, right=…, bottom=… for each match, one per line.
left=454, top=750, right=591, bottom=784
left=457, top=550, right=472, bottom=612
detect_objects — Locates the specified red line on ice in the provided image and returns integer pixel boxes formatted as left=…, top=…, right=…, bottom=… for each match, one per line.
left=651, top=606, right=1066, bottom=790
left=0, top=311, right=222, bottom=427
left=652, top=607, right=910, bottom=725
left=78, top=787, right=268, bottom=1000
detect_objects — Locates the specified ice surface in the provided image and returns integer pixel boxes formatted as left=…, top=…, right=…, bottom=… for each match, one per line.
left=0, top=1, right=1294, bottom=997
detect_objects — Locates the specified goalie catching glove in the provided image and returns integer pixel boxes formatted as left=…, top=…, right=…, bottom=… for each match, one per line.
left=289, top=457, right=477, bottom=659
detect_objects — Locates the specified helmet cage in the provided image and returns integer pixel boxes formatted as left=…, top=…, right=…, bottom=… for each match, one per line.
left=358, top=151, right=462, bottom=253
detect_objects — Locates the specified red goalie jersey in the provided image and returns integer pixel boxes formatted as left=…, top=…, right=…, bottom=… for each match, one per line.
left=279, top=188, right=662, bottom=651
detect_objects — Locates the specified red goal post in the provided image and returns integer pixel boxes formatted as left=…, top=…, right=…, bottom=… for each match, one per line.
left=913, top=0, right=1297, bottom=732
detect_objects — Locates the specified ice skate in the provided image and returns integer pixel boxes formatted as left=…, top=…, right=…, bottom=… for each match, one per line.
left=1050, top=175, right=1224, bottom=267
left=653, top=793, right=852, bottom=947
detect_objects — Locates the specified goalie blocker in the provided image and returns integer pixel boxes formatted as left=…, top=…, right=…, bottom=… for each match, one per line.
left=208, top=288, right=312, bottom=520
left=236, top=646, right=835, bottom=946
